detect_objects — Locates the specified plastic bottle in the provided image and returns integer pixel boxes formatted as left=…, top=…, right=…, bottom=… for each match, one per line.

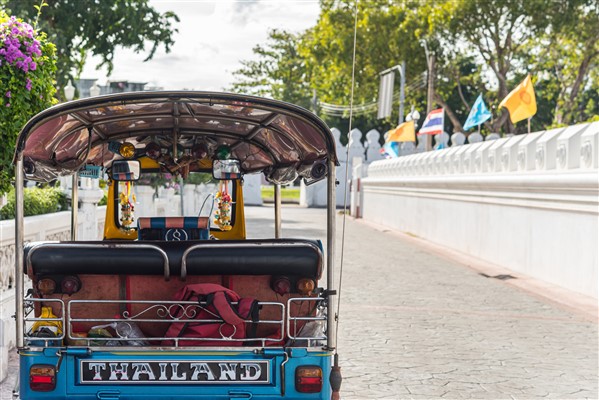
left=91, top=320, right=148, bottom=346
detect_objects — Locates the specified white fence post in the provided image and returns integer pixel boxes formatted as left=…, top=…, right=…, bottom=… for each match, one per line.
left=365, top=129, right=384, bottom=163
left=242, top=173, right=263, bottom=206
left=78, top=177, right=104, bottom=240
left=183, top=184, right=197, bottom=215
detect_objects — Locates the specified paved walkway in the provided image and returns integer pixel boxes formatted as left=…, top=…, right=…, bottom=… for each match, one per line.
left=2, top=205, right=597, bottom=399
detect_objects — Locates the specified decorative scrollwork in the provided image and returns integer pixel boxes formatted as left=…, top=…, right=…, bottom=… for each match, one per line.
left=119, top=303, right=220, bottom=321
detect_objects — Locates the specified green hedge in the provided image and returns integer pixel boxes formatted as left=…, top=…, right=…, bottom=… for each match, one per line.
left=0, top=186, right=68, bottom=220
left=261, top=186, right=300, bottom=201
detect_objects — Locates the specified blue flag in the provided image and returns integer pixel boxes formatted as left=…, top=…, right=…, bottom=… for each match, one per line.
left=381, top=141, right=399, bottom=158
left=463, top=94, right=492, bottom=131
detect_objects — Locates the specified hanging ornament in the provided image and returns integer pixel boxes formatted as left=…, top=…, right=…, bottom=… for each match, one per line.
left=119, top=181, right=136, bottom=229
left=215, top=145, right=231, bottom=160
left=214, top=180, right=233, bottom=231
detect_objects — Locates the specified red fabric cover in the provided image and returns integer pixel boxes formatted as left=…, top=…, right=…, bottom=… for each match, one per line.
left=162, top=283, right=256, bottom=346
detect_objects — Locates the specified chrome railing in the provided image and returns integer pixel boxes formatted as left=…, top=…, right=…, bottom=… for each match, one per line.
left=23, top=296, right=326, bottom=348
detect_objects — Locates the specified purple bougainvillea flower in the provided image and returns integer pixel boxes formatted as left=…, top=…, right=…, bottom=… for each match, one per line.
left=5, top=91, right=11, bottom=98
left=26, top=78, right=32, bottom=91
left=0, top=17, right=41, bottom=73
left=5, top=103, right=10, bottom=107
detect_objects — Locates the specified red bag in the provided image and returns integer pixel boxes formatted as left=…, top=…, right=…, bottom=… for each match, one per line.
left=162, top=283, right=259, bottom=346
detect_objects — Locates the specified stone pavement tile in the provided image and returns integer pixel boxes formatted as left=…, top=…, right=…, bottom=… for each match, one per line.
left=405, top=383, right=454, bottom=397
left=0, top=350, right=18, bottom=400
left=442, top=390, right=514, bottom=399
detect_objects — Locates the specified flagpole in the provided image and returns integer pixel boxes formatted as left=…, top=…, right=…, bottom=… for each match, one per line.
left=527, top=118, right=531, bottom=134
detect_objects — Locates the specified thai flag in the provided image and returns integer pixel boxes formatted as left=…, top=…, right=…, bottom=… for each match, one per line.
left=418, top=108, right=444, bottom=135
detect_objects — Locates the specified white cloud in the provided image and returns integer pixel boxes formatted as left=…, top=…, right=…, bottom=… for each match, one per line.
left=80, top=0, right=320, bottom=91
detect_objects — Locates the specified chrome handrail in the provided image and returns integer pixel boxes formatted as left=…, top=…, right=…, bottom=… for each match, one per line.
left=286, top=297, right=327, bottom=340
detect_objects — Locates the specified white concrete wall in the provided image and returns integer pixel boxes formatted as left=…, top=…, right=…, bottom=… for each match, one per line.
left=361, top=123, right=599, bottom=299
left=0, top=208, right=106, bottom=381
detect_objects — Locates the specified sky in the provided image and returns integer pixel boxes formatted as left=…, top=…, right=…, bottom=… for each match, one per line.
left=80, top=0, right=321, bottom=91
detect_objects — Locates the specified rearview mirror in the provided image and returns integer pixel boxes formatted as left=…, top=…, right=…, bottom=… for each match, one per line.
left=111, top=160, right=141, bottom=181
left=213, top=159, right=241, bottom=180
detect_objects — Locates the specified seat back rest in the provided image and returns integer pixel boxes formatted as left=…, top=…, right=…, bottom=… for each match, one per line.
left=181, top=240, right=323, bottom=280
left=137, top=217, right=209, bottom=241
left=25, top=241, right=170, bottom=280
left=24, top=239, right=323, bottom=280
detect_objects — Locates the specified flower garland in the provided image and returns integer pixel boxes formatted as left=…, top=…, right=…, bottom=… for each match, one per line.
left=213, top=180, right=232, bottom=231
left=119, top=181, right=136, bottom=229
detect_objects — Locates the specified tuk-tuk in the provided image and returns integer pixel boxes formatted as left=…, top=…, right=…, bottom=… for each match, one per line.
left=12, top=92, right=341, bottom=399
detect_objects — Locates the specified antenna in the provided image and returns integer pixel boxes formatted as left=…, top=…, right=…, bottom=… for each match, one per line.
left=331, top=3, right=359, bottom=397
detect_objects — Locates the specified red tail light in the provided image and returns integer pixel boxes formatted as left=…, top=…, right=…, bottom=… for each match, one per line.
left=30, top=365, right=56, bottom=391
left=295, top=366, right=322, bottom=393
left=271, top=276, right=291, bottom=295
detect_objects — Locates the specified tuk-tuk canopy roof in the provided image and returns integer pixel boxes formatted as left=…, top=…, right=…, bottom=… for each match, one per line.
left=14, top=91, right=338, bottom=182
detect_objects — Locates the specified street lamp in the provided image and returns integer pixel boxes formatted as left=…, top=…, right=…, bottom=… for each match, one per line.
left=405, top=107, right=420, bottom=123
left=64, top=80, right=75, bottom=101
left=89, top=82, right=101, bottom=97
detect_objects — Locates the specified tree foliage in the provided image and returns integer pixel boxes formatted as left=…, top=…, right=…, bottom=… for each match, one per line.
left=3, top=0, right=179, bottom=96
left=0, top=11, right=57, bottom=194
left=230, top=29, right=313, bottom=110
left=231, top=0, right=599, bottom=136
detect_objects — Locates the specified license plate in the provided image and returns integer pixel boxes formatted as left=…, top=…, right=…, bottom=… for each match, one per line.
left=79, top=360, right=270, bottom=384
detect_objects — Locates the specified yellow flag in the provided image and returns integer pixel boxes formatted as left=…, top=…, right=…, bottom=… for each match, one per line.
left=387, top=120, right=415, bottom=142
left=499, top=74, right=537, bottom=123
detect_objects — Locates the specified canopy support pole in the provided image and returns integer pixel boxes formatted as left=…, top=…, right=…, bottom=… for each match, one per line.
left=326, top=159, right=337, bottom=350
left=71, top=174, right=78, bottom=241
left=274, top=184, right=282, bottom=238
left=14, top=158, right=25, bottom=348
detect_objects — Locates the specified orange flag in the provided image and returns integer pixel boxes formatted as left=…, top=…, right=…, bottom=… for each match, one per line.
left=499, top=75, right=537, bottom=123
left=387, top=120, right=415, bottom=142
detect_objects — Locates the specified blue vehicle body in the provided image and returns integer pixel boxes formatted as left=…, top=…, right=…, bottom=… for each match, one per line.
left=19, top=348, right=332, bottom=399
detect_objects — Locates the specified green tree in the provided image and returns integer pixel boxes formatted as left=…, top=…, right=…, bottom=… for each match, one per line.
left=534, top=1, right=599, bottom=125
left=230, top=29, right=313, bottom=109
left=0, top=11, right=57, bottom=195
left=433, top=0, right=598, bottom=132
left=301, top=0, right=428, bottom=131
left=231, top=0, right=432, bottom=136
left=231, top=0, right=599, bottom=137
left=3, top=0, right=179, bottom=96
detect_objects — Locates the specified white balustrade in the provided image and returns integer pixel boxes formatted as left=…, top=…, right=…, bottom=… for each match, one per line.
left=517, top=131, right=545, bottom=171
left=362, top=122, right=599, bottom=299
left=580, top=122, right=599, bottom=169
left=535, top=127, right=564, bottom=170
left=451, top=132, right=466, bottom=146
left=468, top=132, right=484, bottom=143
left=500, top=135, right=527, bottom=172
left=556, top=123, right=591, bottom=170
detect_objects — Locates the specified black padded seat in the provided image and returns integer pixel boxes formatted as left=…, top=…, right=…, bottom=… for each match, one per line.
left=24, top=239, right=323, bottom=280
